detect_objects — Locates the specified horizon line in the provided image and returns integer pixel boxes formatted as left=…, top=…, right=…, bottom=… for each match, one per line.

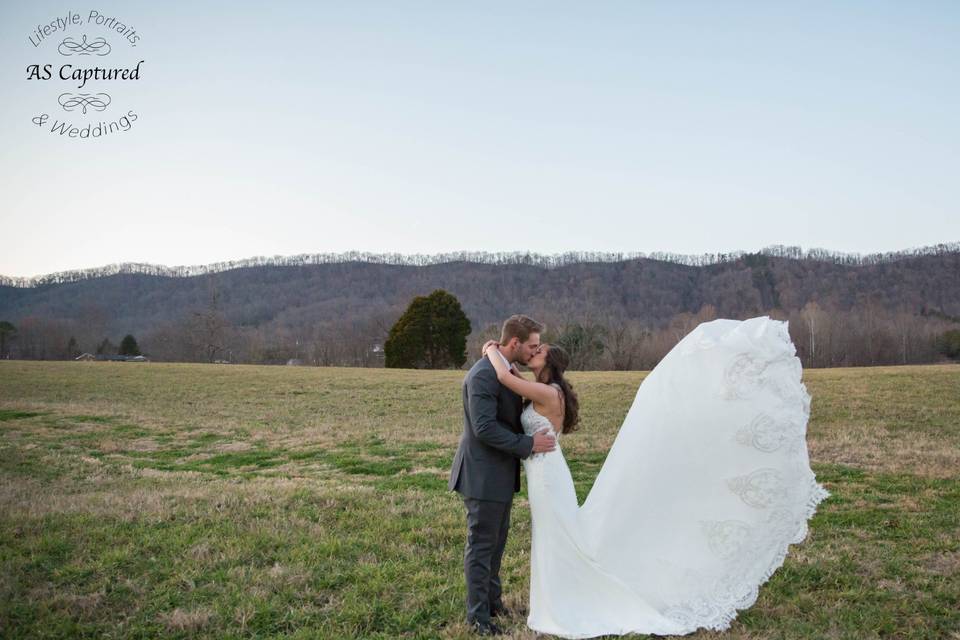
left=2, top=241, right=958, bottom=289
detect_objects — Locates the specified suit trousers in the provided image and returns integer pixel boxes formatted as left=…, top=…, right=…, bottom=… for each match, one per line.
left=462, top=495, right=513, bottom=624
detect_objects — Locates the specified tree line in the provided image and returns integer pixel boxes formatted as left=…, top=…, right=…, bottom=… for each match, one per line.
left=2, top=247, right=958, bottom=369
left=3, top=297, right=958, bottom=369
left=2, top=242, right=957, bottom=288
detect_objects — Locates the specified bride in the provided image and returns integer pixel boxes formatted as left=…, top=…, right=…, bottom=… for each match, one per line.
left=482, top=316, right=830, bottom=638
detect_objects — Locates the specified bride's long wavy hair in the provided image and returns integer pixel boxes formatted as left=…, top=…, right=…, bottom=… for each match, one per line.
left=535, top=344, right=580, bottom=434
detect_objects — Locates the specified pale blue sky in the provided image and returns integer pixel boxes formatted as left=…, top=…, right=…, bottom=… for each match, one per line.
left=1, top=1, right=957, bottom=278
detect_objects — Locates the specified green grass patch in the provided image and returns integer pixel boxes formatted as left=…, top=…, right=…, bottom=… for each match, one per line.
left=1, top=360, right=958, bottom=639
left=68, top=415, right=116, bottom=424
left=0, top=409, right=46, bottom=421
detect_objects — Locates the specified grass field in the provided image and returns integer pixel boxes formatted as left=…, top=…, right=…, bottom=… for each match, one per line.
left=1, top=360, right=958, bottom=639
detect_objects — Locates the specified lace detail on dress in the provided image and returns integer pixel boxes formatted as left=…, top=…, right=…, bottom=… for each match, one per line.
left=735, top=413, right=805, bottom=453
left=664, top=323, right=831, bottom=634
left=726, top=468, right=789, bottom=509
left=699, top=520, right=751, bottom=560
left=722, top=323, right=805, bottom=405
left=521, top=383, right=563, bottom=438
left=665, top=476, right=830, bottom=633
left=521, top=404, right=556, bottom=437
left=722, top=353, right=770, bottom=400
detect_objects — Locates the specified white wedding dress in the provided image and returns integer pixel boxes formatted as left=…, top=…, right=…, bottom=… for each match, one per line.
left=521, top=316, right=830, bottom=638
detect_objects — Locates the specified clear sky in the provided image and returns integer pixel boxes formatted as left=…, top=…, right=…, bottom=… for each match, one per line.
left=1, top=1, right=957, bottom=278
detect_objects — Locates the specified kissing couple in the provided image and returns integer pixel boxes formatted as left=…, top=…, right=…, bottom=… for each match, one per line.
left=448, top=313, right=829, bottom=638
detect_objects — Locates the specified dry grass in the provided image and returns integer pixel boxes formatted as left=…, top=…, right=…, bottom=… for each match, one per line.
left=158, top=606, right=217, bottom=632
left=1, top=359, right=958, bottom=639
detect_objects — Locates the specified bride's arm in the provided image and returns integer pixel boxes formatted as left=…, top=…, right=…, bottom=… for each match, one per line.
left=483, top=343, right=564, bottom=407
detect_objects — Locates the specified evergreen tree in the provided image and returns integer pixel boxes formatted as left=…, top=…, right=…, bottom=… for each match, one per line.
left=936, top=329, right=960, bottom=360
left=385, top=290, right=471, bottom=369
left=67, top=336, right=80, bottom=358
left=0, top=321, right=14, bottom=359
left=119, top=334, right=142, bottom=356
left=96, top=337, right=117, bottom=355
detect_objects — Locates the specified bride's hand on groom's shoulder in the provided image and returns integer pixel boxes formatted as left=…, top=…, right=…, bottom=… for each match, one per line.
left=481, top=340, right=499, bottom=356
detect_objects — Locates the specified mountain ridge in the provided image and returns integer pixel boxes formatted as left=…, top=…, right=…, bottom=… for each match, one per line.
left=2, top=243, right=957, bottom=368
left=2, top=242, right=957, bottom=288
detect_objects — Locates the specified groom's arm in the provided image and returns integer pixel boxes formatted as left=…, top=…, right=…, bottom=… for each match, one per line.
left=468, top=367, right=535, bottom=459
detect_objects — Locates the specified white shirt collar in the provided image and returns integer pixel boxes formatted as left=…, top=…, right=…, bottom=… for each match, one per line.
left=495, top=349, right=512, bottom=368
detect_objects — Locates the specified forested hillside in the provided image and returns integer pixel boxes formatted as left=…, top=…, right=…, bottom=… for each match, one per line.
left=2, top=244, right=958, bottom=369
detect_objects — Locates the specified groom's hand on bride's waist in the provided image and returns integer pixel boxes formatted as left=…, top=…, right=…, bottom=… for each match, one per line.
left=531, top=427, right=556, bottom=453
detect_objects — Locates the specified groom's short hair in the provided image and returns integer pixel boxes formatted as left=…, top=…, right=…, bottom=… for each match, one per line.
left=500, top=314, right=544, bottom=345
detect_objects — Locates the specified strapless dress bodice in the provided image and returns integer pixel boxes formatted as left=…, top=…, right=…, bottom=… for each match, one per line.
left=521, top=403, right=555, bottom=435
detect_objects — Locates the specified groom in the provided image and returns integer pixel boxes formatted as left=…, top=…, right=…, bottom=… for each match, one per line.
left=448, top=314, right=557, bottom=636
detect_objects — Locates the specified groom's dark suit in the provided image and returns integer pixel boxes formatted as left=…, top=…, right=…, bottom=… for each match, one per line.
left=449, top=356, right=535, bottom=626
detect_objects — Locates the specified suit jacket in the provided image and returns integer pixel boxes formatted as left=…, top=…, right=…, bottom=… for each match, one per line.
left=449, top=357, right=535, bottom=502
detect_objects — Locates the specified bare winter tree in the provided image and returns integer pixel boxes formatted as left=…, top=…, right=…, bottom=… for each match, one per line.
left=799, top=301, right=828, bottom=366
left=599, top=320, right=644, bottom=371
left=186, top=276, right=236, bottom=362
